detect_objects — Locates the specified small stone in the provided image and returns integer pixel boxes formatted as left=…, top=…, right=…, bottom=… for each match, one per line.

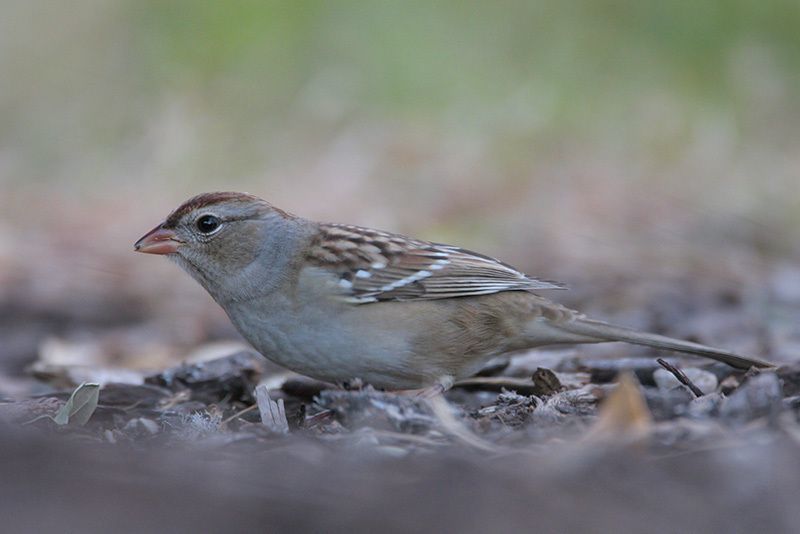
left=123, top=417, right=161, bottom=437
left=719, top=375, right=740, bottom=395
left=721, top=372, right=783, bottom=424
left=687, top=392, right=725, bottom=419
left=644, top=387, right=693, bottom=420
left=777, top=363, right=800, bottom=397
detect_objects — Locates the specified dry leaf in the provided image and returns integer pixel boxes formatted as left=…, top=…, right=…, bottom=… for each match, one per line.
left=585, top=373, right=652, bottom=442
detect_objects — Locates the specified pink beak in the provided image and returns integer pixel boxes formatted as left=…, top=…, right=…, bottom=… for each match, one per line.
left=134, top=224, right=182, bottom=255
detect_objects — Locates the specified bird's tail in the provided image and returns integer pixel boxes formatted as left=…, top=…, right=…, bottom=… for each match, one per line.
left=554, top=318, right=774, bottom=370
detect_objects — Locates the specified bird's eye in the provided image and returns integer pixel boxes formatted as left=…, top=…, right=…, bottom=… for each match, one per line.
left=196, top=214, right=221, bottom=234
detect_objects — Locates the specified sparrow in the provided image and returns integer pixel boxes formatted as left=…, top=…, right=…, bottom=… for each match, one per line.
left=135, top=192, right=772, bottom=392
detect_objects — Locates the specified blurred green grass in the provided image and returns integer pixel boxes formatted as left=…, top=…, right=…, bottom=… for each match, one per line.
left=135, top=0, right=800, bottom=115
left=1, top=0, right=799, bottom=249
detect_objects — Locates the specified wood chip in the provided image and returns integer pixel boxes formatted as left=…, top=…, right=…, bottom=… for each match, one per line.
left=255, top=385, right=289, bottom=435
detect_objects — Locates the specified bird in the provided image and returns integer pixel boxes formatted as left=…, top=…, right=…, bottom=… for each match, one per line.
left=134, top=191, right=773, bottom=393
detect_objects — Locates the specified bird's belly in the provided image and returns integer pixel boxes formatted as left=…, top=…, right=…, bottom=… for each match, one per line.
left=224, top=300, right=432, bottom=388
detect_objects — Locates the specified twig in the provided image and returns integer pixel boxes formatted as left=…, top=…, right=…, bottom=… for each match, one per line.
left=303, top=409, right=334, bottom=429
left=454, top=376, right=542, bottom=395
left=657, top=358, right=703, bottom=398
left=368, top=429, right=446, bottom=447
left=221, top=404, right=257, bottom=425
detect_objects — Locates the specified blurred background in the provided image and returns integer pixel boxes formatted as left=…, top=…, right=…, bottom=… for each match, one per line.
left=1, top=0, right=799, bottom=393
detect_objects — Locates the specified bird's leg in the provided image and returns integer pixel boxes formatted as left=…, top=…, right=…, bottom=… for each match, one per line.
left=399, top=376, right=455, bottom=398
left=340, top=377, right=365, bottom=391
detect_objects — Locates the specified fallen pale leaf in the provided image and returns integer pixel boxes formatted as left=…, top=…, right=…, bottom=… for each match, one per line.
left=53, top=383, right=100, bottom=426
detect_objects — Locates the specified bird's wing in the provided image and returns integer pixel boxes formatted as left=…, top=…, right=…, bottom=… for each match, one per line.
left=306, top=223, right=565, bottom=304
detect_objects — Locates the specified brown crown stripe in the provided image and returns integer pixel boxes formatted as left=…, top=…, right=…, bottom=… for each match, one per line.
left=163, top=192, right=293, bottom=227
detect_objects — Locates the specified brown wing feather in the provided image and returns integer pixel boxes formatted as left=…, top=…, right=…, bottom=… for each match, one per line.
left=306, top=224, right=565, bottom=303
